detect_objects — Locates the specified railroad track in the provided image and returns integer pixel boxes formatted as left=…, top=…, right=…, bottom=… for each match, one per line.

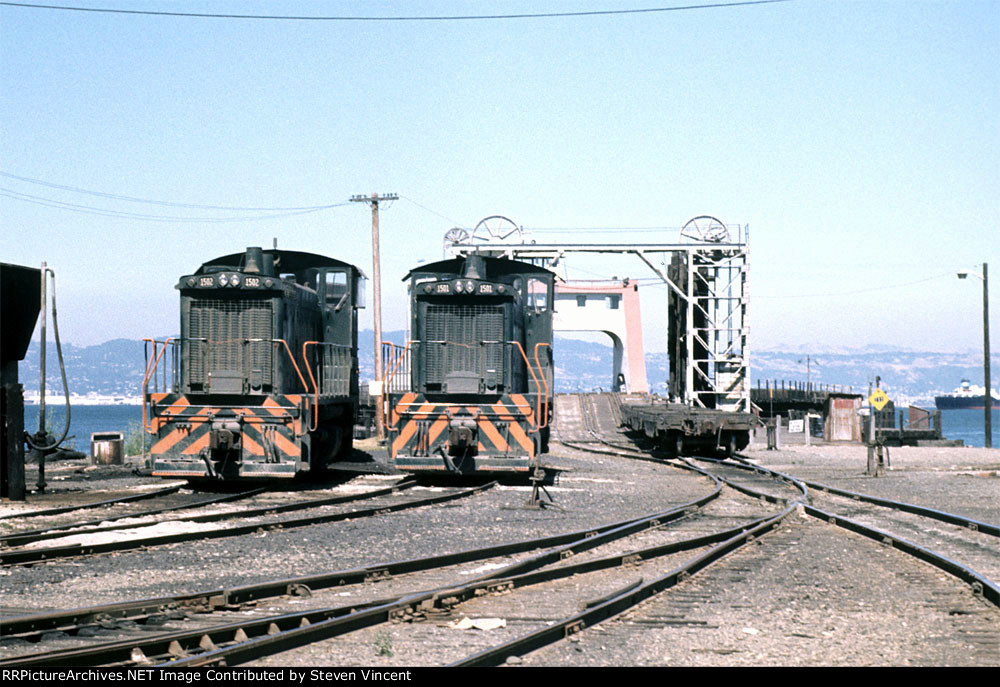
left=2, top=456, right=793, bottom=666
left=719, top=457, right=1000, bottom=604
left=577, top=393, right=998, bottom=606
left=0, top=486, right=270, bottom=547
left=0, top=477, right=489, bottom=566
left=1, top=416, right=811, bottom=667
left=549, top=396, right=999, bottom=665
left=2, top=394, right=996, bottom=666
left=0, top=484, right=184, bottom=522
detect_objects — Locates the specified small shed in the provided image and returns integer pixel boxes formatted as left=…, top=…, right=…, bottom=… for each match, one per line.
left=824, top=393, right=863, bottom=442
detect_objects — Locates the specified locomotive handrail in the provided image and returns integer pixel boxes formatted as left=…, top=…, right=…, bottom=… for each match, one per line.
left=270, top=338, right=310, bottom=394
left=143, top=337, right=311, bottom=433
left=302, top=341, right=354, bottom=432
left=382, top=340, right=413, bottom=391
left=275, top=338, right=313, bottom=438
left=302, top=341, right=321, bottom=432
left=384, top=338, right=547, bottom=431
left=168, top=336, right=312, bottom=394
left=533, top=342, right=552, bottom=429
left=141, top=338, right=174, bottom=433
left=509, top=340, right=544, bottom=431
left=381, top=340, right=414, bottom=430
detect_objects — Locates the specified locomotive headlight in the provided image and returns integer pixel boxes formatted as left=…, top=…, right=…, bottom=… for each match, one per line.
left=219, top=274, right=229, bottom=286
left=465, top=281, right=475, bottom=293
left=424, top=284, right=433, bottom=293
left=453, top=280, right=464, bottom=292
left=230, top=274, right=240, bottom=287
left=497, top=285, right=506, bottom=293
left=187, top=277, right=196, bottom=287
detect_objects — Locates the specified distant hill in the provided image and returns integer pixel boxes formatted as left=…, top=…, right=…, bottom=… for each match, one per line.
left=17, top=335, right=996, bottom=407
left=19, top=338, right=150, bottom=399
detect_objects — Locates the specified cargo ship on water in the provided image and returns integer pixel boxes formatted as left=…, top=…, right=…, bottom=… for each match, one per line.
left=935, top=379, right=1000, bottom=410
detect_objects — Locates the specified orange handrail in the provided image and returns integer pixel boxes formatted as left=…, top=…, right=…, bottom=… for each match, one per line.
left=302, top=341, right=321, bottom=432
left=142, top=336, right=312, bottom=435
left=274, top=338, right=309, bottom=393
left=381, top=340, right=414, bottom=430
left=533, top=342, right=552, bottom=429
left=510, top=340, right=543, bottom=431
left=141, top=338, right=173, bottom=433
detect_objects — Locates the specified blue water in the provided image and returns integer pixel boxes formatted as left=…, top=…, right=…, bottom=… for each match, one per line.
left=23, top=404, right=143, bottom=453
left=934, top=408, right=999, bottom=448
left=20, top=404, right=1000, bottom=451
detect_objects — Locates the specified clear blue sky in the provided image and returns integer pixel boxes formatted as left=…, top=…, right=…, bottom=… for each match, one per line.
left=2, top=0, right=997, bottom=355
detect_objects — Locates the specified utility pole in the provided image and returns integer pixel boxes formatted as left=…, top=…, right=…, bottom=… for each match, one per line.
left=798, top=355, right=811, bottom=390
left=985, top=263, right=992, bottom=449
left=351, top=193, right=397, bottom=441
left=958, top=263, right=992, bottom=448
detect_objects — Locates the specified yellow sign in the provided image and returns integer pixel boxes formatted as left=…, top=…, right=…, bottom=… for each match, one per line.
left=869, top=389, right=890, bottom=411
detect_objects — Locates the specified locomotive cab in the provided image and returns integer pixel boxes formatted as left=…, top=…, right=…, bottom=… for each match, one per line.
left=385, top=254, right=555, bottom=474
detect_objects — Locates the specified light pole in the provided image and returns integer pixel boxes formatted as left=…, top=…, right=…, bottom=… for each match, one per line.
left=957, top=263, right=991, bottom=448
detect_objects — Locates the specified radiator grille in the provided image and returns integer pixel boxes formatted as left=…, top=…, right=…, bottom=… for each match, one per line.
left=424, top=304, right=504, bottom=385
left=189, top=298, right=273, bottom=388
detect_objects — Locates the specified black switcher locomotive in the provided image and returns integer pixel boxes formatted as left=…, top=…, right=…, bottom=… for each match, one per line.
left=143, top=247, right=365, bottom=479
left=383, top=254, right=555, bottom=474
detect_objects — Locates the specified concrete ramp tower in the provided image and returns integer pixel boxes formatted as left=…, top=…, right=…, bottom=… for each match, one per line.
left=554, top=281, right=648, bottom=393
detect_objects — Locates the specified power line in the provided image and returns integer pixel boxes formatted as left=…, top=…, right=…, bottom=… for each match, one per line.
left=0, top=171, right=344, bottom=211
left=0, top=1, right=792, bottom=21
left=0, top=188, right=346, bottom=222
left=399, top=196, right=468, bottom=228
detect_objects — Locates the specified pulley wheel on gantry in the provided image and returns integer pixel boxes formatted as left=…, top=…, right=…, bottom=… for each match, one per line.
left=444, top=227, right=471, bottom=245
left=680, top=216, right=730, bottom=243
left=471, top=215, right=523, bottom=243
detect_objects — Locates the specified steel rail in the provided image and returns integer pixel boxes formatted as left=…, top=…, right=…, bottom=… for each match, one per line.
left=574, top=393, right=670, bottom=460
left=0, top=485, right=182, bottom=521
left=161, top=488, right=724, bottom=667
left=710, top=456, right=1000, bottom=606
left=574, top=398, right=794, bottom=507
left=2, top=514, right=770, bottom=667
left=452, top=504, right=797, bottom=666
left=804, top=504, right=1000, bottom=607
left=0, top=487, right=269, bottom=546
left=0, top=480, right=417, bottom=548
left=574, top=397, right=811, bottom=507
left=161, top=447, right=727, bottom=666
left=686, top=457, right=809, bottom=504
left=3, top=428, right=728, bottom=665
left=0, top=485, right=713, bottom=639
left=796, top=478, right=999, bottom=538
left=724, top=455, right=1000, bottom=538
left=161, top=446, right=788, bottom=667
left=0, top=480, right=484, bottom=567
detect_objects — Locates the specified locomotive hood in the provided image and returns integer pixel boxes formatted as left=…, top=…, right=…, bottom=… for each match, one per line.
left=194, top=248, right=365, bottom=279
